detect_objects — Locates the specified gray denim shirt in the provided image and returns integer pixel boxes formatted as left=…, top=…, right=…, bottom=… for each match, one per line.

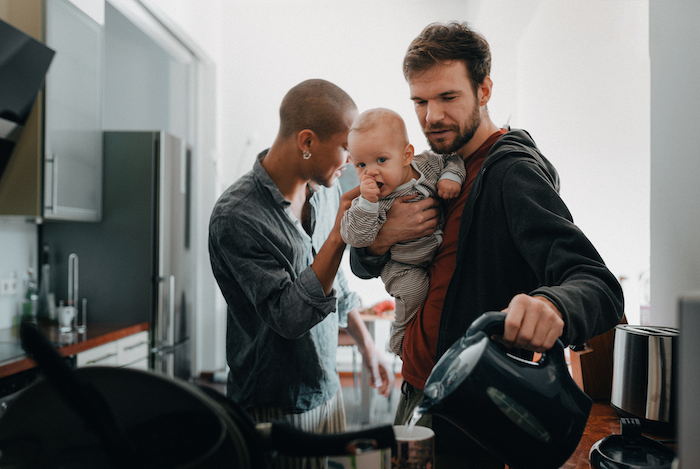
left=209, top=150, right=360, bottom=413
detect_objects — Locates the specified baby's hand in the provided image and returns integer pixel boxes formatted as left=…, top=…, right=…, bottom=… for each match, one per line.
left=360, top=174, right=380, bottom=203
left=437, top=179, right=462, bottom=200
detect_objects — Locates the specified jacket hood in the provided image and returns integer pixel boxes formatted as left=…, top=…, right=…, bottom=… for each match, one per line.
left=486, top=129, right=560, bottom=192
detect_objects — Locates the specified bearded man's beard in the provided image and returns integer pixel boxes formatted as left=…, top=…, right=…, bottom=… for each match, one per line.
left=426, top=103, right=481, bottom=155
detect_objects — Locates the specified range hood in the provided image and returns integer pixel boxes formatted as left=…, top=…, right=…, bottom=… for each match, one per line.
left=0, top=18, right=55, bottom=181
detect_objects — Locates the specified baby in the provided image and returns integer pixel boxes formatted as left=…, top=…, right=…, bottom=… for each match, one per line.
left=341, top=108, right=466, bottom=356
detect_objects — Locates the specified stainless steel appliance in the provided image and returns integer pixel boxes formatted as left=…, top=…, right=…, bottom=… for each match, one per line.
left=42, top=131, right=194, bottom=380
left=610, top=324, right=678, bottom=434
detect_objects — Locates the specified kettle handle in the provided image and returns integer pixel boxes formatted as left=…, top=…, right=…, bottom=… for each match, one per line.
left=466, top=311, right=568, bottom=369
left=466, top=311, right=509, bottom=338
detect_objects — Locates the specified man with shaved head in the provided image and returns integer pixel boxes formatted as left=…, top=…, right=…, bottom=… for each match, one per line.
left=209, top=79, right=393, bottom=469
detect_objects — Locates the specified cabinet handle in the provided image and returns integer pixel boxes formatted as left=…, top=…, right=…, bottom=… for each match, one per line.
left=44, top=154, right=58, bottom=212
left=85, top=352, right=117, bottom=365
left=52, top=154, right=59, bottom=211
left=123, top=341, right=149, bottom=352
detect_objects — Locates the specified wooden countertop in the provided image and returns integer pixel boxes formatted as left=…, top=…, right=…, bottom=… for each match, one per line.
left=560, top=401, right=677, bottom=468
left=0, top=322, right=149, bottom=379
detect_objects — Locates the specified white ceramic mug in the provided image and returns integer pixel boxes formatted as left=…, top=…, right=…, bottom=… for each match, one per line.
left=392, top=425, right=435, bottom=469
left=59, top=305, right=75, bottom=333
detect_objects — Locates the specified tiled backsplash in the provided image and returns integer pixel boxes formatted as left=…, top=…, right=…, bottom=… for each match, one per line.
left=0, top=218, right=37, bottom=329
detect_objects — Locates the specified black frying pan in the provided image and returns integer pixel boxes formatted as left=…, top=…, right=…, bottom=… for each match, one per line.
left=0, top=322, right=394, bottom=468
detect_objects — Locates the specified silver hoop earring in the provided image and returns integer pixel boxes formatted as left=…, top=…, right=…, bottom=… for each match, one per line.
left=302, top=151, right=312, bottom=160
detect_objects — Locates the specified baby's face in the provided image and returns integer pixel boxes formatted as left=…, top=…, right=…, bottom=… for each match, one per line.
left=348, top=126, right=413, bottom=198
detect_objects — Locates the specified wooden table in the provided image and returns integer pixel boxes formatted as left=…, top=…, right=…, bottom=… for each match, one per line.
left=560, top=401, right=677, bottom=468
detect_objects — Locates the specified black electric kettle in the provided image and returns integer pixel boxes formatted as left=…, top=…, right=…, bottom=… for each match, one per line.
left=0, top=322, right=395, bottom=468
left=418, top=311, right=592, bottom=469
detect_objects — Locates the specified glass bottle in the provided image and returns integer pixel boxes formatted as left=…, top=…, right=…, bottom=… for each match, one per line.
left=38, top=244, right=57, bottom=323
left=22, top=269, right=39, bottom=323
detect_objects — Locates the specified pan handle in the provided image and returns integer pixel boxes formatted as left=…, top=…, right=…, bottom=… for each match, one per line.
left=257, top=421, right=396, bottom=457
left=195, top=382, right=396, bottom=458
left=19, top=322, right=137, bottom=468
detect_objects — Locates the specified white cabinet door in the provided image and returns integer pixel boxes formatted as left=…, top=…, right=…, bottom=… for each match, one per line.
left=76, top=330, right=150, bottom=369
left=76, top=341, right=117, bottom=367
left=43, top=0, right=104, bottom=221
left=117, top=330, right=150, bottom=369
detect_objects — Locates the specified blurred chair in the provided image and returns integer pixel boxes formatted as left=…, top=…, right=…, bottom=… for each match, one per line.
left=386, top=343, right=401, bottom=411
left=338, top=328, right=360, bottom=401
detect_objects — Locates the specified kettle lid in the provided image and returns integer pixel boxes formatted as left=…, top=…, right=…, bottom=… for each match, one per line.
left=589, top=418, right=678, bottom=469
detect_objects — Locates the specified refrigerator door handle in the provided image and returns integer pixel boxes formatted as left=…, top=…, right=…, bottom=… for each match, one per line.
left=155, top=275, right=175, bottom=348
left=168, top=275, right=175, bottom=346
left=155, top=276, right=165, bottom=347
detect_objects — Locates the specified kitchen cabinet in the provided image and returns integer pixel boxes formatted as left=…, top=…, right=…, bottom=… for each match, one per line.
left=0, top=322, right=150, bottom=379
left=117, top=330, right=150, bottom=369
left=0, top=0, right=44, bottom=216
left=76, top=340, right=117, bottom=367
left=43, top=0, right=103, bottom=220
left=0, top=0, right=103, bottom=220
left=76, top=330, right=149, bottom=370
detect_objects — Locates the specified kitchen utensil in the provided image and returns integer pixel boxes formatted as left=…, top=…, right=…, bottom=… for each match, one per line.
left=392, top=425, right=434, bottom=469
left=611, top=325, right=678, bottom=435
left=1, top=322, right=395, bottom=468
left=58, top=304, right=75, bottom=332
left=589, top=417, right=678, bottom=469
left=77, top=298, right=87, bottom=332
left=418, top=311, right=592, bottom=469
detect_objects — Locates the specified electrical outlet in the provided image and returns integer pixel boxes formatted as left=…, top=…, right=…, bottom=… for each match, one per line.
left=0, top=278, right=18, bottom=296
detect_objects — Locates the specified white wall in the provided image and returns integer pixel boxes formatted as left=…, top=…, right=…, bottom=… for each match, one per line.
left=0, top=218, right=37, bottom=328
left=211, top=0, right=479, bottom=189
left=145, top=0, right=651, bottom=370
left=649, top=3, right=700, bottom=463
left=649, top=0, right=700, bottom=328
left=504, top=0, right=651, bottom=323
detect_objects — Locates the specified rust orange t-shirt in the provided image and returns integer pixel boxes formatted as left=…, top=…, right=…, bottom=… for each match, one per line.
left=401, top=129, right=507, bottom=390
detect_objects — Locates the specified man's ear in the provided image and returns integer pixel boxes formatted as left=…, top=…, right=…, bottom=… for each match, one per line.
left=403, top=143, right=415, bottom=165
left=297, top=129, right=315, bottom=152
left=478, top=76, right=493, bottom=107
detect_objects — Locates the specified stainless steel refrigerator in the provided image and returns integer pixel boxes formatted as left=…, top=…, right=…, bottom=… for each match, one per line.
left=41, top=131, right=194, bottom=380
